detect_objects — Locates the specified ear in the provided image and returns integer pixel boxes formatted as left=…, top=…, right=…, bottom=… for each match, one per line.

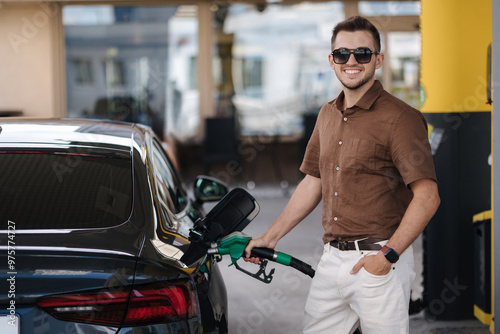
left=375, top=53, right=384, bottom=69
left=328, top=53, right=336, bottom=70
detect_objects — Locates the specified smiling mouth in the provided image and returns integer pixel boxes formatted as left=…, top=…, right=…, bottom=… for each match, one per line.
left=344, top=69, right=361, bottom=75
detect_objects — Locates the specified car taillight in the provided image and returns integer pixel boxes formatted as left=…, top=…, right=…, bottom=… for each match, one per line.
left=124, top=282, right=197, bottom=326
left=37, top=280, right=197, bottom=326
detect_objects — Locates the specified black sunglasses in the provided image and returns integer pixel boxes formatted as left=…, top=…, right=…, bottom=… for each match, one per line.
left=331, top=48, right=379, bottom=64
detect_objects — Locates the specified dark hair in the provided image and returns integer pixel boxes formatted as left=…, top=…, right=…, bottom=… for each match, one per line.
left=331, top=16, right=381, bottom=52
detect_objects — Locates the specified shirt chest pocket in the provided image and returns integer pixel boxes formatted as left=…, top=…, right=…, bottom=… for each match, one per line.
left=341, top=138, right=377, bottom=171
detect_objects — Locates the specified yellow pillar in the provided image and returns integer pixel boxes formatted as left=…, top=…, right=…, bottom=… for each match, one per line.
left=420, top=0, right=492, bottom=113
left=420, top=0, right=493, bottom=327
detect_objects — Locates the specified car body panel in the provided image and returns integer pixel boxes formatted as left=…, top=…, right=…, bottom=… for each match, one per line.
left=0, top=119, right=227, bottom=333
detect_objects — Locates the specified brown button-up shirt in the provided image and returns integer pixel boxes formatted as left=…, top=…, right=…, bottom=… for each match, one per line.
left=300, top=81, right=437, bottom=243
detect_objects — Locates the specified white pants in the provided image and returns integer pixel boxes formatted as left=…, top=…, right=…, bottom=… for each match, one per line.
left=302, top=241, right=415, bottom=334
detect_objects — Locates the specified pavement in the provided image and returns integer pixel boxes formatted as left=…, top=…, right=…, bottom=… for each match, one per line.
left=218, top=185, right=492, bottom=334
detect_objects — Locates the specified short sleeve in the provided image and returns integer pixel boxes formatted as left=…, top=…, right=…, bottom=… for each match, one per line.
left=300, top=114, right=321, bottom=178
left=390, top=110, right=437, bottom=186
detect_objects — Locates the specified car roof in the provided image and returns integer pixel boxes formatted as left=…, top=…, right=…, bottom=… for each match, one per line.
left=0, top=118, right=148, bottom=152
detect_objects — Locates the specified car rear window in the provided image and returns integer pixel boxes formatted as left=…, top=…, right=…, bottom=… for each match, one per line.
left=0, top=151, right=132, bottom=229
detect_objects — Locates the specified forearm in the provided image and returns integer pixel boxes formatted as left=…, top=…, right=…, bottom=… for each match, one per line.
left=386, top=179, right=440, bottom=255
left=261, top=174, right=322, bottom=247
left=352, top=178, right=440, bottom=275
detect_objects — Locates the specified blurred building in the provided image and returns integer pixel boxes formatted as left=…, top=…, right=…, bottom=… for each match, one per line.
left=1, top=1, right=420, bottom=144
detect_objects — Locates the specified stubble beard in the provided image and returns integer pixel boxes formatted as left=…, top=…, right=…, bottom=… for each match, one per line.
left=336, top=65, right=376, bottom=91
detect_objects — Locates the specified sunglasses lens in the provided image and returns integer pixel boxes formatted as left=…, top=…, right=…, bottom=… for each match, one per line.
left=354, top=48, right=372, bottom=64
left=333, top=50, right=350, bottom=64
left=332, top=48, right=376, bottom=64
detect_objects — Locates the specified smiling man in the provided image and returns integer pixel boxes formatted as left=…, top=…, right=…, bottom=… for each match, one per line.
left=245, top=16, right=440, bottom=334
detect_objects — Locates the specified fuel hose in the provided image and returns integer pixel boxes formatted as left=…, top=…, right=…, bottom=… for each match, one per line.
left=250, top=247, right=315, bottom=278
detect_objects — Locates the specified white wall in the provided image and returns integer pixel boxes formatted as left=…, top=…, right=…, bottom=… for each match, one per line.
left=0, top=2, right=65, bottom=118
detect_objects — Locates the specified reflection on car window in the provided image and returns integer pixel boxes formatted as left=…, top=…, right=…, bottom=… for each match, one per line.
left=63, top=5, right=194, bottom=141
left=151, top=140, right=187, bottom=218
left=0, top=152, right=132, bottom=229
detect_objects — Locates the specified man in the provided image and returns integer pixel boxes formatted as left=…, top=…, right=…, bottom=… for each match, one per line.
left=245, top=16, right=440, bottom=334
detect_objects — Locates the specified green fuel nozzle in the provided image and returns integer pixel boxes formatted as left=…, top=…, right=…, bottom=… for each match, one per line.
left=210, top=232, right=252, bottom=265
left=207, top=232, right=315, bottom=284
left=181, top=188, right=314, bottom=284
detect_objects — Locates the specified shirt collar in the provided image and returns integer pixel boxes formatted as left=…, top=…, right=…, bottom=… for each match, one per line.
left=334, top=80, right=385, bottom=112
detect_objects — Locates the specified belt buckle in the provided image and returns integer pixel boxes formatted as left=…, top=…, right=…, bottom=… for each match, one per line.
left=338, top=241, right=348, bottom=251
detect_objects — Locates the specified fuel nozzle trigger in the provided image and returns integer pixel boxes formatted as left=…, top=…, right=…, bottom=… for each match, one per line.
left=209, top=232, right=276, bottom=284
left=233, top=259, right=275, bottom=284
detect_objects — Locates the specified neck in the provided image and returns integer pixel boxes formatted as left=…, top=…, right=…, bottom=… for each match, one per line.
left=343, top=79, right=375, bottom=109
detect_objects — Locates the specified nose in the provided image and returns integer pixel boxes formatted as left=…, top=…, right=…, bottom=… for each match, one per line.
left=346, top=52, right=357, bottom=65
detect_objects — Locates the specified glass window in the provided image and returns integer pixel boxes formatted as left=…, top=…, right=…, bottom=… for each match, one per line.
left=72, top=58, right=94, bottom=85
left=151, top=140, right=188, bottom=219
left=0, top=152, right=132, bottom=229
left=222, top=2, right=344, bottom=136
left=388, top=32, right=421, bottom=108
left=63, top=5, right=199, bottom=141
left=165, top=7, right=199, bottom=140
left=359, top=1, right=421, bottom=16
left=188, top=56, right=198, bottom=90
left=233, top=57, right=263, bottom=99
left=103, top=58, right=125, bottom=87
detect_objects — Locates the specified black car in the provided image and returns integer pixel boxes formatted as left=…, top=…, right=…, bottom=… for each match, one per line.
left=0, top=119, right=230, bottom=334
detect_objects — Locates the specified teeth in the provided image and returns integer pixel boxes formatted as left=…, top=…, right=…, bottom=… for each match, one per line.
left=345, top=70, right=361, bottom=74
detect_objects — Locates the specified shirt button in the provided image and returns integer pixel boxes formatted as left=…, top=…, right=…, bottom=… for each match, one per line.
left=343, top=117, right=347, bottom=122
left=335, top=166, right=340, bottom=171
left=334, top=192, right=338, bottom=196
left=334, top=217, right=338, bottom=221
left=339, top=140, right=343, bottom=145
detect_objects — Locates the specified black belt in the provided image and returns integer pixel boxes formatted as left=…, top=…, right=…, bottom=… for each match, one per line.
left=329, top=238, right=385, bottom=251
